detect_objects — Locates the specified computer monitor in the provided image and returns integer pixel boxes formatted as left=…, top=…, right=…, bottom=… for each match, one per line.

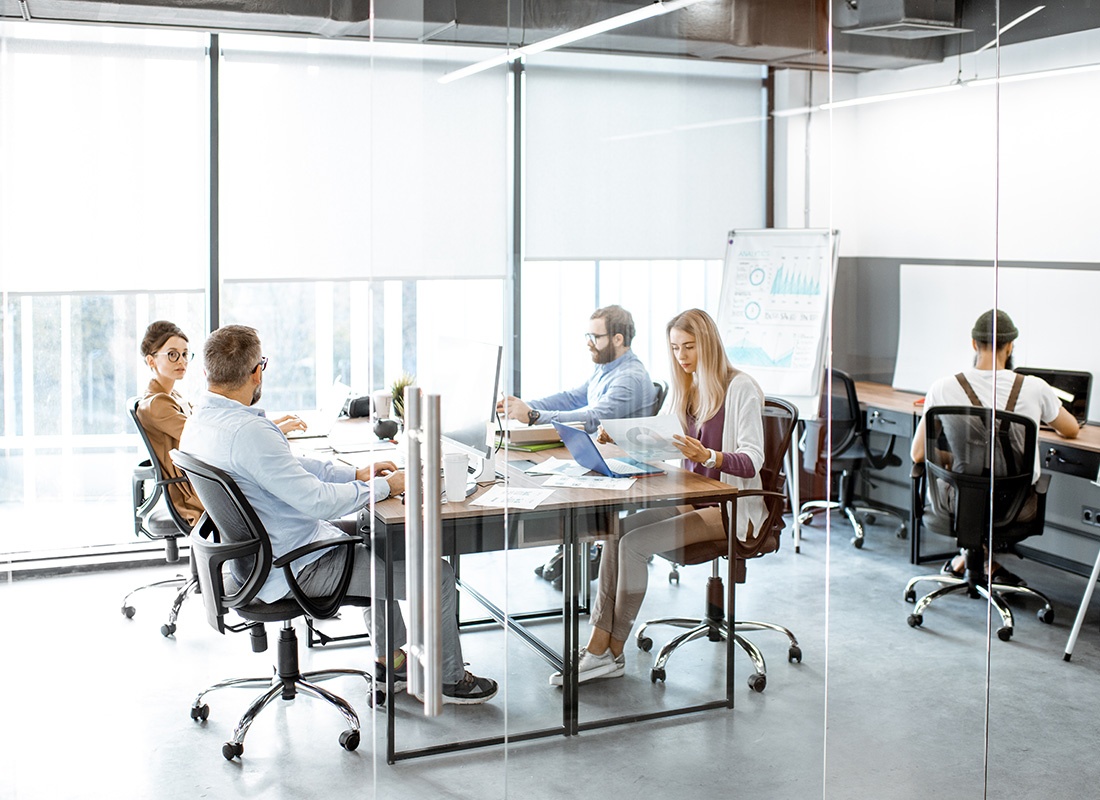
left=417, top=336, right=502, bottom=481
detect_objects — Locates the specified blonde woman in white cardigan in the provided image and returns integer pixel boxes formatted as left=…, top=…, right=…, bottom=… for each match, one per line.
left=550, top=308, right=766, bottom=686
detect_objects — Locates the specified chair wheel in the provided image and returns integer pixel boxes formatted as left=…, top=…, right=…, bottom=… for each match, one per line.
left=668, top=571, right=679, bottom=584
left=222, top=741, right=243, bottom=760
left=339, top=729, right=360, bottom=751
left=852, top=536, right=864, bottom=549
left=160, top=623, right=176, bottom=637
left=1038, top=607, right=1054, bottom=624
left=896, top=524, right=908, bottom=540
left=372, top=689, right=386, bottom=707
left=190, top=703, right=209, bottom=722
left=997, top=627, right=1013, bottom=642
left=637, top=636, right=653, bottom=653
left=788, top=645, right=802, bottom=663
left=907, top=613, right=923, bottom=628
left=798, top=513, right=813, bottom=525
left=904, top=589, right=916, bottom=603
left=747, top=673, right=766, bottom=692
left=121, top=605, right=135, bottom=619
left=864, top=513, right=877, bottom=525
left=650, top=667, right=665, bottom=683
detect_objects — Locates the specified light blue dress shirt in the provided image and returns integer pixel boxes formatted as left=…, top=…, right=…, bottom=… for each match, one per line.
left=529, top=350, right=656, bottom=433
left=179, top=391, right=390, bottom=603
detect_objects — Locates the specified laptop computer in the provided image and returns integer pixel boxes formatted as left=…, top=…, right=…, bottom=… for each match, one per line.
left=284, top=380, right=352, bottom=439
left=551, top=422, right=665, bottom=478
left=1015, top=367, right=1092, bottom=427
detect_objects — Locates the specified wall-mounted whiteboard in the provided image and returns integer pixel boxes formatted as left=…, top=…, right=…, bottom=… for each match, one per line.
left=895, top=264, right=1100, bottom=422
left=717, top=229, right=838, bottom=419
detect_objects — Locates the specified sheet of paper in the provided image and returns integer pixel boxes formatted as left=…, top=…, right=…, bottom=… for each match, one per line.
left=542, top=475, right=637, bottom=491
left=522, top=456, right=589, bottom=477
left=469, top=485, right=555, bottom=509
left=600, top=415, right=684, bottom=461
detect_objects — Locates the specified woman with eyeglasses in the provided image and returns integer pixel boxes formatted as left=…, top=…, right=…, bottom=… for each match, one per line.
left=550, top=308, right=767, bottom=686
left=136, top=320, right=207, bottom=527
left=137, top=321, right=306, bottom=526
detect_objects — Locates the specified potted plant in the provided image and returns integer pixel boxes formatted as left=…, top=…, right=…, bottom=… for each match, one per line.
left=390, top=372, right=415, bottom=421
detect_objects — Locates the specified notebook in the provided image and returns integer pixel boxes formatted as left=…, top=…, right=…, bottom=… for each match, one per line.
left=284, top=380, right=352, bottom=439
left=551, top=421, right=664, bottom=478
left=1014, top=367, right=1092, bottom=427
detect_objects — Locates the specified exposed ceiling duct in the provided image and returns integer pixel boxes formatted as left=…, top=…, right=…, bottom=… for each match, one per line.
left=2, top=0, right=1100, bottom=72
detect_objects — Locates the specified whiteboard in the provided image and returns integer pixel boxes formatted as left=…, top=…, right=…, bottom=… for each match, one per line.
left=894, top=264, right=1100, bottom=422
left=717, top=229, right=838, bottom=420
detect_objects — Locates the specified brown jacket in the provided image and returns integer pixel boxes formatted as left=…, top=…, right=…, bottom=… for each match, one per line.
left=136, top=378, right=205, bottom=528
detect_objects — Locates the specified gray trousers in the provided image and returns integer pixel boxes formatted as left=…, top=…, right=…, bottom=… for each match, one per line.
left=591, top=504, right=726, bottom=643
left=295, top=519, right=466, bottom=684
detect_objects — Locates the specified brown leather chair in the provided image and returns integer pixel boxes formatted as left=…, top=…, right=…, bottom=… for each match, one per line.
left=635, top=396, right=800, bottom=692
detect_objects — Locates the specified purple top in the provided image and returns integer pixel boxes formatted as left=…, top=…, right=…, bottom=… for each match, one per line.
left=687, top=407, right=757, bottom=480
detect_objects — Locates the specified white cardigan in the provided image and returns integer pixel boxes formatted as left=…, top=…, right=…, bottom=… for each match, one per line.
left=715, top=371, right=767, bottom=542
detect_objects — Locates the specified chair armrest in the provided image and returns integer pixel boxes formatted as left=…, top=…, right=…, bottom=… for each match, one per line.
left=910, top=462, right=925, bottom=479
left=1035, top=474, right=1051, bottom=495
left=273, top=534, right=365, bottom=570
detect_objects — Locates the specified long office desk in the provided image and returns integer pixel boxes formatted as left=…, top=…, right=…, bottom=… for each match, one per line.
left=360, top=447, right=742, bottom=764
left=855, top=381, right=1100, bottom=562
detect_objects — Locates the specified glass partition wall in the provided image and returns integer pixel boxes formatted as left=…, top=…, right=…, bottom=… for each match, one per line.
left=6, top=0, right=1100, bottom=795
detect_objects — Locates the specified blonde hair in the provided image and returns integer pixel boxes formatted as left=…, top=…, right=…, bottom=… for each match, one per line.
left=666, top=309, right=735, bottom=430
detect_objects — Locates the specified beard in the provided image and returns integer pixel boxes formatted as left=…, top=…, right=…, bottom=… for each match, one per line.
left=251, top=382, right=263, bottom=406
left=591, top=341, right=616, bottom=364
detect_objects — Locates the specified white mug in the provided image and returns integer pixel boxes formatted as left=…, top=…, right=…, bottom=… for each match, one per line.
left=373, top=390, right=392, bottom=419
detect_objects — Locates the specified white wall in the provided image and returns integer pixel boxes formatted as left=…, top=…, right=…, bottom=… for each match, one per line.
left=781, top=27, right=1100, bottom=264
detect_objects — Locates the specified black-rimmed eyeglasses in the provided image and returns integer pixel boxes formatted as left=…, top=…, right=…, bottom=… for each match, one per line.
left=584, top=333, right=609, bottom=345
left=252, top=356, right=269, bottom=374
left=152, top=350, right=194, bottom=363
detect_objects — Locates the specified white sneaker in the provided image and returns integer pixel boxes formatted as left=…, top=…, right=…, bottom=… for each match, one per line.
left=549, top=647, right=626, bottom=686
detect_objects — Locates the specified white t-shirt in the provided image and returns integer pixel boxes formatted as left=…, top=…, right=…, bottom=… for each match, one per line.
left=923, top=368, right=1062, bottom=481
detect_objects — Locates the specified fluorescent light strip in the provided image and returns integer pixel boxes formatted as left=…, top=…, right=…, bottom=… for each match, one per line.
left=975, top=5, right=1045, bottom=55
left=967, top=61, right=1100, bottom=87
left=439, top=0, right=706, bottom=84
left=820, top=82, right=964, bottom=110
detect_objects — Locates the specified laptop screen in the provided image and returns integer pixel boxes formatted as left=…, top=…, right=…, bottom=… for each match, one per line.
left=1015, top=367, right=1092, bottom=425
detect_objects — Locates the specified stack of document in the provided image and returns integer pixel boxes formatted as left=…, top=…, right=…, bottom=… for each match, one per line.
left=489, top=419, right=583, bottom=450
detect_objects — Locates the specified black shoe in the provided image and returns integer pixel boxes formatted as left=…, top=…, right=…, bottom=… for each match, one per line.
left=540, top=550, right=563, bottom=583
left=442, top=671, right=498, bottom=705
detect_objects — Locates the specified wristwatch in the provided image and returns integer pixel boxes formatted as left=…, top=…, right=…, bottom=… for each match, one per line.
left=527, top=409, right=541, bottom=426
left=702, top=449, right=718, bottom=469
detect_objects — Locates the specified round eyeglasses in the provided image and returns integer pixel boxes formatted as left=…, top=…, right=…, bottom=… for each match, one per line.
left=153, top=350, right=194, bottom=363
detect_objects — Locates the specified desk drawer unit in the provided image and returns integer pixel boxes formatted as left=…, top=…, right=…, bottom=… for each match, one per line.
left=866, top=407, right=915, bottom=439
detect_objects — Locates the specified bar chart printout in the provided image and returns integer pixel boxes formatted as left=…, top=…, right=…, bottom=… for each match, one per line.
left=717, top=229, right=837, bottom=398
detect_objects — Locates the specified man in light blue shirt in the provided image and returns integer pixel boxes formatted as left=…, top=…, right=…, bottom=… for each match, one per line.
left=497, top=305, right=656, bottom=434
left=179, top=325, right=497, bottom=705
left=497, top=305, right=656, bottom=585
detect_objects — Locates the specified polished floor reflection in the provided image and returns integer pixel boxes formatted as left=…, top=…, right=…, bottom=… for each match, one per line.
left=1, top=517, right=1099, bottom=799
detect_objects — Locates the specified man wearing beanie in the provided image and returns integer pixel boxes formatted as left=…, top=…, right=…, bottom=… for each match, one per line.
left=911, top=308, right=1079, bottom=583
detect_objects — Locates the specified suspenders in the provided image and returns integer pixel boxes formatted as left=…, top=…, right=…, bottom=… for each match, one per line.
left=954, top=372, right=1026, bottom=476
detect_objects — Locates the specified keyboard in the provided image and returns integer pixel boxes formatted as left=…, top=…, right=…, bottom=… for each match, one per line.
left=606, top=458, right=647, bottom=475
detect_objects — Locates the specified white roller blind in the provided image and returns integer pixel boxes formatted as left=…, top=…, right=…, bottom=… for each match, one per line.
left=220, top=39, right=509, bottom=281
left=525, top=55, right=766, bottom=261
left=0, top=24, right=208, bottom=294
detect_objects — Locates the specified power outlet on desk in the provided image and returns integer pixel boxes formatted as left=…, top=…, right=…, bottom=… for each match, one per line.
left=1082, top=506, right=1100, bottom=528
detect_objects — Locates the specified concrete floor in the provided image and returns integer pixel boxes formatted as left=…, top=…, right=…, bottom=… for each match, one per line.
left=2, top=516, right=1100, bottom=800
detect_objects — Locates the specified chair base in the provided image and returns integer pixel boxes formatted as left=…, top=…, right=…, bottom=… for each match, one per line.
left=121, top=573, right=199, bottom=638
left=190, top=622, right=380, bottom=760
left=903, top=572, right=1055, bottom=641
left=798, top=499, right=907, bottom=549
left=635, top=615, right=801, bottom=693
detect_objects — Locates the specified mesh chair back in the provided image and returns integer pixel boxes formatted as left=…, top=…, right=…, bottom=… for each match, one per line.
left=740, top=396, right=799, bottom=560
left=171, top=450, right=273, bottom=631
left=128, top=397, right=193, bottom=535
left=801, top=369, right=861, bottom=473
left=923, top=405, right=1041, bottom=550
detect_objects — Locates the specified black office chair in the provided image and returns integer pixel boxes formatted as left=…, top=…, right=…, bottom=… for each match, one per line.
left=171, top=449, right=379, bottom=761
left=636, top=397, right=801, bottom=692
left=121, top=398, right=198, bottom=636
left=798, top=369, right=907, bottom=548
left=652, top=380, right=669, bottom=415
left=904, top=406, right=1054, bottom=641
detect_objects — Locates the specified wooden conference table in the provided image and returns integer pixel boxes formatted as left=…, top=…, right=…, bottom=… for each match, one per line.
left=357, top=444, right=741, bottom=764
